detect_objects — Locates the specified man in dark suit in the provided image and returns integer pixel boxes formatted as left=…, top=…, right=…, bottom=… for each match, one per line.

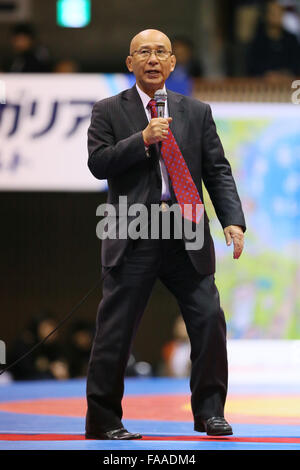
left=85, top=29, right=246, bottom=440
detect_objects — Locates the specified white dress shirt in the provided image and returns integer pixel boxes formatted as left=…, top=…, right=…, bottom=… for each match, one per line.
left=135, top=84, right=171, bottom=201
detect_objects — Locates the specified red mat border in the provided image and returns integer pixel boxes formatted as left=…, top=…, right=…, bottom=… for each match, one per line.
left=1, top=434, right=300, bottom=443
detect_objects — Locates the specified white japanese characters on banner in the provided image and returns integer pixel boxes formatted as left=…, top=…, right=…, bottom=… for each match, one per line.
left=0, top=73, right=134, bottom=191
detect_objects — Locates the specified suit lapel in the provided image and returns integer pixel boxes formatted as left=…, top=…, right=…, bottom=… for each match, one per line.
left=122, top=85, right=162, bottom=185
left=121, top=85, right=149, bottom=133
left=167, top=89, right=186, bottom=151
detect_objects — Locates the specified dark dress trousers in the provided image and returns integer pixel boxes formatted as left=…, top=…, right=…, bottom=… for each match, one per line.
left=85, top=85, right=246, bottom=434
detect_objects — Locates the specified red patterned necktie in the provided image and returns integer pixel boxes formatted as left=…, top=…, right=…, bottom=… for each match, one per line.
left=148, top=99, right=204, bottom=224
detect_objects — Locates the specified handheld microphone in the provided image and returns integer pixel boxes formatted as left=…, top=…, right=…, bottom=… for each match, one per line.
left=154, top=89, right=167, bottom=118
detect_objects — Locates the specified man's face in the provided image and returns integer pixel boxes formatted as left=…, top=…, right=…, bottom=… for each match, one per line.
left=126, top=30, right=176, bottom=96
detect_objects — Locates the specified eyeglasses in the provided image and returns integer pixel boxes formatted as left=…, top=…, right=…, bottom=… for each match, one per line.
left=131, top=48, right=173, bottom=61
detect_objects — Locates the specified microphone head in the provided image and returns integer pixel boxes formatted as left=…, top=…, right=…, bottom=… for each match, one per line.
left=154, top=89, right=167, bottom=105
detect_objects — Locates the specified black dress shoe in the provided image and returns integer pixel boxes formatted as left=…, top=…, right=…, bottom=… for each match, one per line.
left=85, top=427, right=143, bottom=440
left=194, top=417, right=233, bottom=436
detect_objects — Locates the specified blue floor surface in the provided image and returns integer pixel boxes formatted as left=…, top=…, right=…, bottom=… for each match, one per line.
left=0, top=377, right=299, bottom=451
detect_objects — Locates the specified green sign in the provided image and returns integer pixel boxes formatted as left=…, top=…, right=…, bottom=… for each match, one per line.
left=57, top=0, right=91, bottom=28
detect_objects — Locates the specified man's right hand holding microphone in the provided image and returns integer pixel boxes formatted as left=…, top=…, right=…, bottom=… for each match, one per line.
left=142, top=117, right=172, bottom=146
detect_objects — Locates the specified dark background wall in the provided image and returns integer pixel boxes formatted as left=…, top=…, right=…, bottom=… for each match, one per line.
left=1, top=191, right=181, bottom=370
left=0, top=0, right=198, bottom=72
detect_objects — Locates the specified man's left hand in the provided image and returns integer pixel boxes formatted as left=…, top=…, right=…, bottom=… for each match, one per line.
left=223, top=225, right=244, bottom=259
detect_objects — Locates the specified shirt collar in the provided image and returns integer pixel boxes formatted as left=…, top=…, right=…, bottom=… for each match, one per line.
left=135, top=83, right=167, bottom=110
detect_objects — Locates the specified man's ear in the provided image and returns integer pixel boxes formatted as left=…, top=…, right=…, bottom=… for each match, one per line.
left=170, top=55, right=176, bottom=72
left=126, top=55, right=133, bottom=72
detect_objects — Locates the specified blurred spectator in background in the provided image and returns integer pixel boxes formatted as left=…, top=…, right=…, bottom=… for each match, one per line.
left=8, top=313, right=69, bottom=380
left=160, top=315, right=191, bottom=377
left=280, top=0, right=300, bottom=40
left=166, top=36, right=203, bottom=95
left=4, top=23, right=51, bottom=73
left=64, top=320, right=94, bottom=378
left=214, top=0, right=262, bottom=77
left=53, top=59, right=80, bottom=73
left=246, top=0, right=300, bottom=80
left=230, top=0, right=261, bottom=76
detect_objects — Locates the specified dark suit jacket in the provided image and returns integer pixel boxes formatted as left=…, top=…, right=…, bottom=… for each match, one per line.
left=88, top=85, right=246, bottom=275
